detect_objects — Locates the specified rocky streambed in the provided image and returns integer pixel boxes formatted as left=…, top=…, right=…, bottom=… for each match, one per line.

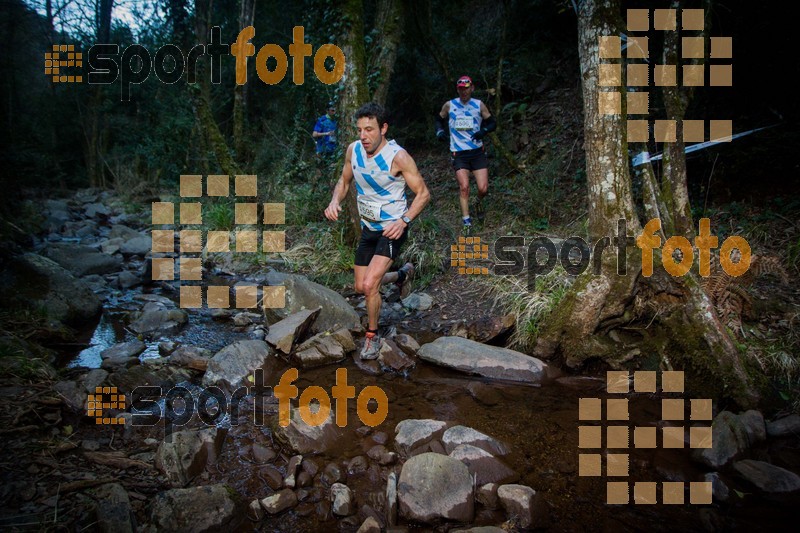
left=1, top=190, right=799, bottom=531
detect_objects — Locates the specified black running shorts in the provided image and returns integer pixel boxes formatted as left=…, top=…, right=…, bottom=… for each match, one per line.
left=451, top=147, right=489, bottom=171
left=355, top=227, right=408, bottom=266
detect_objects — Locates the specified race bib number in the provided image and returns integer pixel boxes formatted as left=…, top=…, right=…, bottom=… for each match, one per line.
left=357, top=198, right=382, bottom=222
left=454, top=116, right=473, bottom=130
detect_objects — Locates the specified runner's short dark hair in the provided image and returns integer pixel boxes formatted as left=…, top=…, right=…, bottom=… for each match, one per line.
left=355, top=102, right=388, bottom=126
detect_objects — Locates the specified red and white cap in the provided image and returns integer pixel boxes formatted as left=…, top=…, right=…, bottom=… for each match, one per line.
left=456, top=76, right=473, bottom=88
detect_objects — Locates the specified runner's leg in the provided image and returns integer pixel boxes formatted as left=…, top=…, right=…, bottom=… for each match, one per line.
left=456, top=169, right=471, bottom=219
left=474, top=168, right=489, bottom=201
left=362, top=255, right=394, bottom=331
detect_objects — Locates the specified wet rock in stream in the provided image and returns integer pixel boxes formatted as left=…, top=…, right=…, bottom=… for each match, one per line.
left=272, top=408, right=344, bottom=455
left=417, top=336, right=548, bottom=384
left=44, top=242, right=123, bottom=277
left=201, top=340, right=274, bottom=389
left=497, top=483, right=548, bottom=529
left=128, top=304, right=188, bottom=338
left=442, top=425, right=510, bottom=456
left=397, top=452, right=474, bottom=523
left=260, top=488, right=298, bottom=514
left=394, top=419, right=448, bottom=455
left=265, top=271, right=361, bottom=332
left=264, top=307, right=321, bottom=355
left=448, top=444, right=518, bottom=485
left=292, top=327, right=354, bottom=368
left=155, top=427, right=227, bottom=487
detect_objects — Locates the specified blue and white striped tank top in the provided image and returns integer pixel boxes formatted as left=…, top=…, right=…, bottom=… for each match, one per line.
left=448, top=98, right=484, bottom=152
left=351, top=139, right=407, bottom=231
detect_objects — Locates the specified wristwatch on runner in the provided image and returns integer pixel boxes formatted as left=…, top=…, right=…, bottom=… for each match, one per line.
left=401, top=215, right=412, bottom=226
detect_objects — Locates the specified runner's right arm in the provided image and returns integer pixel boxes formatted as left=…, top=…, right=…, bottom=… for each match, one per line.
left=312, top=117, right=331, bottom=138
left=435, top=102, right=450, bottom=142
left=324, top=143, right=355, bottom=221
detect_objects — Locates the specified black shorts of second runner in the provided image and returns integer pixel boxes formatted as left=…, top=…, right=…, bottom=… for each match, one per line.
left=355, top=226, right=408, bottom=266
left=451, top=147, right=488, bottom=172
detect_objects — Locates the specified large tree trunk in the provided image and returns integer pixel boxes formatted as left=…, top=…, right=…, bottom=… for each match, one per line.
left=338, top=0, right=369, bottom=244
left=233, top=0, right=255, bottom=162
left=631, top=143, right=670, bottom=239
left=370, top=0, right=403, bottom=105
left=533, top=0, right=640, bottom=363
left=660, top=0, right=695, bottom=240
left=534, top=0, right=758, bottom=408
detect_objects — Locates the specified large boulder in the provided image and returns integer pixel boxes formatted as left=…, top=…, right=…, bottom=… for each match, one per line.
left=101, top=340, right=146, bottom=361
left=202, top=340, right=274, bottom=389
left=394, top=419, right=448, bottom=455
left=397, top=452, right=474, bottom=523
left=265, top=272, right=360, bottom=332
left=272, top=407, right=344, bottom=455
left=732, top=460, right=800, bottom=493
left=497, top=484, right=547, bottom=529
left=378, top=339, right=416, bottom=373
left=692, top=411, right=764, bottom=469
left=128, top=305, right=188, bottom=338
left=150, top=484, right=236, bottom=532
left=442, top=425, right=510, bottom=456
left=292, top=328, right=354, bottom=369
left=0, top=253, right=101, bottom=327
left=155, top=427, right=226, bottom=487
left=449, top=444, right=518, bottom=485
left=264, top=308, right=320, bottom=355
left=44, top=243, right=122, bottom=276
left=84, top=202, right=110, bottom=218
left=110, top=224, right=142, bottom=241
left=119, top=235, right=151, bottom=256
left=92, top=483, right=134, bottom=533
left=169, top=345, right=213, bottom=371
left=767, top=414, right=800, bottom=438
left=417, top=337, right=548, bottom=385
left=260, top=489, right=298, bottom=514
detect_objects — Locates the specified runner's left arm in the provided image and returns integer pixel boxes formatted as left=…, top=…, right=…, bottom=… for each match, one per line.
left=382, top=151, right=431, bottom=240
left=471, top=102, right=496, bottom=141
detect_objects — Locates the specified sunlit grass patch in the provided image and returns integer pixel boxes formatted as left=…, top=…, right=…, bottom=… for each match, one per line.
left=282, top=223, right=354, bottom=289
left=478, top=265, right=573, bottom=351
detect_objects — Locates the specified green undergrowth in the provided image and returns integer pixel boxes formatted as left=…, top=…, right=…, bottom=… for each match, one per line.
left=282, top=223, right=354, bottom=290
left=478, top=265, right=573, bottom=352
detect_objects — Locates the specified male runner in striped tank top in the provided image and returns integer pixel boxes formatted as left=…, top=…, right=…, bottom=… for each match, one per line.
left=435, top=76, right=496, bottom=233
left=325, top=103, right=431, bottom=359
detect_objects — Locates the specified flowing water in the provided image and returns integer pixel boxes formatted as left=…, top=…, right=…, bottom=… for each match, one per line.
left=67, top=287, right=799, bottom=532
